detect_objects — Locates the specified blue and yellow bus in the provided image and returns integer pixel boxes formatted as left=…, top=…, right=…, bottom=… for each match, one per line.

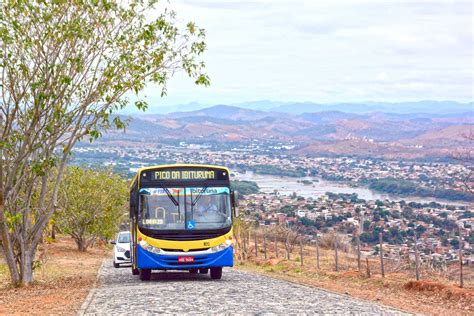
left=129, top=164, right=238, bottom=280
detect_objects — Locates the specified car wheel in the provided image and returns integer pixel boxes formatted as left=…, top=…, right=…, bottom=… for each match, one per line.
left=132, top=267, right=139, bottom=275
left=189, top=268, right=198, bottom=274
left=210, top=267, right=222, bottom=280
left=199, top=268, right=208, bottom=274
left=139, top=268, right=151, bottom=281
left=113, top=261, right=120, bottom=268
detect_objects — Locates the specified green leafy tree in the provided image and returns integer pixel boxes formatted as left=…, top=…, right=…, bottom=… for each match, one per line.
left=56, top=167, right=127, bottom=251
left=0, top=0, right=208, bottom=286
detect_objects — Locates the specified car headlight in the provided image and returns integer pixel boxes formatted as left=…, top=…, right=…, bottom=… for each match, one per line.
left=139, top=240, right=162, bottom=254
left=116, top=246, right=126, bottom=252
left=210, top=239, right=232, bottom=253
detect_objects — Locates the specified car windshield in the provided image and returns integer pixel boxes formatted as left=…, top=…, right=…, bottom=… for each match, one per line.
left=117, top=232, right=130, bottom=243
left=139, top=187, right=231, bottom=230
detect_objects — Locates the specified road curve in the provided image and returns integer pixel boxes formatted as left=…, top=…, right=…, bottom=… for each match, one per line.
left=79, top=259, right=409, bottom=315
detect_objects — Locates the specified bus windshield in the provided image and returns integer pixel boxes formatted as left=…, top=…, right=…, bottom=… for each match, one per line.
left=139, top=187, right=231, bottom=230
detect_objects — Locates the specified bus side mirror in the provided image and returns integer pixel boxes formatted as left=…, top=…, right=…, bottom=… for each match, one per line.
left=231, top=191, right=239, bottom=207
left=231, top=191, right=239, bottom=217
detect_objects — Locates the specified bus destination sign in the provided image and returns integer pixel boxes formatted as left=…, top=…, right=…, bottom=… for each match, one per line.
left=140, top=166, right=230, bottom=184
left=153, top=170, right=216, bottom=181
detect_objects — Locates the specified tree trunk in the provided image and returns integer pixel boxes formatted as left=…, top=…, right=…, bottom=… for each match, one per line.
left=20, top=249, right=34, bottom=286
left=75, top=237, right=88, bottom=252
left=0, top=198, right=21, bottom=285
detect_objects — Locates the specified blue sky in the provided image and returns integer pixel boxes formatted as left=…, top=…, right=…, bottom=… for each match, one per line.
left=138, top=0, right=473, bottom=110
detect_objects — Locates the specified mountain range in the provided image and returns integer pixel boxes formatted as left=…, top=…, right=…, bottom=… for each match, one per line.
left=105, top=103, right=473, bottom=159
left=148, top=100, right=473, bottom=115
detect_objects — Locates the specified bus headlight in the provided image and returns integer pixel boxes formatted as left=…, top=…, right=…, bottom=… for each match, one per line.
left=139, top=240, right=162, bottom=254
left=210, top=239, right=232, bottom=253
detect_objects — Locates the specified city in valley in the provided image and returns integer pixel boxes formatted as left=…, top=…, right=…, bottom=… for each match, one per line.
left=72, top=134, right=473, bottom=268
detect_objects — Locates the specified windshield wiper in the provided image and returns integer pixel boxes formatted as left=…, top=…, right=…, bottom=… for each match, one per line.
left=191, top=186, right=208, bottom=206
left=158, top=184, right=179, bottom=206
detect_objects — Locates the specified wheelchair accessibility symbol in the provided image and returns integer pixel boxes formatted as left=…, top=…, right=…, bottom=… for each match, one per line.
left=186, top=220, right=196, bottom=229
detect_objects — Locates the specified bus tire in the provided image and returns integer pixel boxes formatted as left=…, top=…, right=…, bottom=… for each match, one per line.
left=132, top=267, right=139, bottom=275
left=199, top=268, right=208, bottom=274
left=139, top=268, right=151, bottom=281
left=210, top=267, right=222, bottom=280
left=189, top=268, right=198, bottom=274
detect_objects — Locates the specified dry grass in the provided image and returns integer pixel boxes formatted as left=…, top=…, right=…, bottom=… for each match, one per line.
left=235, top=239, right=474, bottom=315
left=0, top=235, right=109, bottom=315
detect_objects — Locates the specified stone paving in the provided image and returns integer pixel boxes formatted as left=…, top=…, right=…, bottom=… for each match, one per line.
left=79, top=259, right=410, bottom=315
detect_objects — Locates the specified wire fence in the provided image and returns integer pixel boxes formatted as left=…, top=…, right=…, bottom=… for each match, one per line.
left=233, top=225, right=473, bottom=289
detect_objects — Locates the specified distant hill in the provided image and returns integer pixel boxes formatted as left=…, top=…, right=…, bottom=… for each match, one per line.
left=149, top=100, right=472, bottom=115
left=164, top=105, right=281, bottom=121
left=104, top=104, right=473, bottom=159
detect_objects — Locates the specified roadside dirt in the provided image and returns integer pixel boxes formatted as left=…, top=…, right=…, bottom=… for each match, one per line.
left=0, top=236, right=109, bottom=315
left=236, top=258, right=474, bottom=315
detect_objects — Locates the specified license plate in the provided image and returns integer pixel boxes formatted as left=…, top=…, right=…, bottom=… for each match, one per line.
left=178, top=256, right=194, bottom=263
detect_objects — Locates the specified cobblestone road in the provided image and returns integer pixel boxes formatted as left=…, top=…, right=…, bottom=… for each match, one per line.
left=79, top=259, right=409, bottom=315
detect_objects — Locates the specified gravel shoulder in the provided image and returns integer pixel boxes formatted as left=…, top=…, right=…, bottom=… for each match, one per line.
left=79, top=259, right=409, bottom=315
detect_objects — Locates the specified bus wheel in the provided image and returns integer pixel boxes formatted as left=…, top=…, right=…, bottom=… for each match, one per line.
left=139, top=269, right=151, bottom=281
left=132, top=267, right=139, bottom=275
left=189, top=268, right=198, bottom=274
left=199, top=268, right=208, bottom=274
left=210, top=268, right=222, bottom=280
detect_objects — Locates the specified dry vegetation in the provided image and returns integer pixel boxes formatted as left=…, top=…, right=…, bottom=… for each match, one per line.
left=0, top=236, right=108, bottom=315
left=234, top=229, right=474, bottom=315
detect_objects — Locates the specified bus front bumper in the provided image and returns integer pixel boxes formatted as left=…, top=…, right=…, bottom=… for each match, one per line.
left=137, top=245, right=234, bottom=270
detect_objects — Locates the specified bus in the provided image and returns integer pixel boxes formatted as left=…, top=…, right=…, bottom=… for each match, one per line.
left=129, top=164, right=238, bottom=280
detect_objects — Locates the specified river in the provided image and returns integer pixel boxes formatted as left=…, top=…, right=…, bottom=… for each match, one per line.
left=233, top=171, right=472, bottom=206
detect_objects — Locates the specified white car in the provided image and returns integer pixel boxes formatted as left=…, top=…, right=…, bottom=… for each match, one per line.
left=112, top=231, right=131, bottom=268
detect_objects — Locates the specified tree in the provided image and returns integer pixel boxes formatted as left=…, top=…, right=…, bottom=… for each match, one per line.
left=0, top=0, right=208, bottom=286
left=56, top=167, right=127, bottom=251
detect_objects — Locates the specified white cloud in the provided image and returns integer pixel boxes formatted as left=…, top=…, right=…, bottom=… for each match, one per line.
left=137, top=0, right=473, bottom=110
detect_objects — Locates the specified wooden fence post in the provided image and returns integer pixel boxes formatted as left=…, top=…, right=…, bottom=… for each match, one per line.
left=247, top=229, right=251, bottom=253
left=357, top=234, right=361, bottom=272
left=366, top=257, right=371, bottom=278
left=263, top=229, right=267, bottom=260
left=300, top=237, right=304, bottom=266
left=334, top=233, right=339, bottom=272
left=316, top=233, right=320, bottom=269
left=459, top=226, right=464, bottom=288
left=414, top=233, right=420, bottom=281
left=274, top=234, right=278, bottom=258
left=242, top=229, right=247, bottom=259
left=254, top=230, right=258, bottom=258
left=379, top=231, right=384, bottom=278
